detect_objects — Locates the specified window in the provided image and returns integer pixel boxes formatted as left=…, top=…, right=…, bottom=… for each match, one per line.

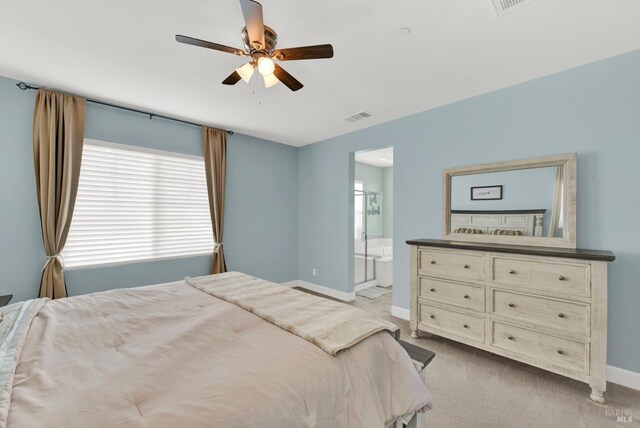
left=63, top=140, right=213, bottom=269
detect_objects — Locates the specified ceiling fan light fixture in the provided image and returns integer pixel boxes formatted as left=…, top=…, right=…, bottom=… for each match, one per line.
left=257, top=57, right=275, bottom=76
left=176, top=0, right=333, bottom=91
left=263, top=72, right=279, bottom=88
left=236, top=62, right=255, bottom=83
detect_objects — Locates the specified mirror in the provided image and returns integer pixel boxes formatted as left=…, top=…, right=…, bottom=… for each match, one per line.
left=443, top=154, right=577, bottom=248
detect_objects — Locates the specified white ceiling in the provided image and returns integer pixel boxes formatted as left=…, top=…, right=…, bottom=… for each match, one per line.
left=355, top=147, right=393, bottom=168
left=1, top=1, right=639, bottom=147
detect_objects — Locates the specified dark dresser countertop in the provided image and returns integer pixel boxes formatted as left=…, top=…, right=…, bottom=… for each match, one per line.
left=406, top=238, right=615, bottom=262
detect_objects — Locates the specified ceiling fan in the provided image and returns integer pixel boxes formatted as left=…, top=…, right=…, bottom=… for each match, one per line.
left=176, top=0, right=334, bottom=92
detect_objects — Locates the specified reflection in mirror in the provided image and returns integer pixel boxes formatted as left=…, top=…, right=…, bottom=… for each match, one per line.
left=450, top=166, right=565, bottom=238
left=443, top=153, right=576, bottom=248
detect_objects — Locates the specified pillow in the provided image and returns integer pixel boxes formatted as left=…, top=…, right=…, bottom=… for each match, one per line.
left=490, top=229, right=523, bottom=236
left=453, top=227, right=484, bottom=234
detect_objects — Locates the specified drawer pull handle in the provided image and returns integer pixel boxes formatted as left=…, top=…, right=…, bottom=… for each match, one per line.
left=558, top=313, right=565, bottom=318
left=508, top=269, right=517, bottom=275
left=557, top=349, right=564, bottom=355
left=507, top=336, right=514, bottom=341
left=430, top=260, right=436, bottom=265
left=463, top=264, right=470, bottom=269
left=430, top=288, right=436, bottom=292
left=429, top=315, right=435, bottom=319
left=508, top=303, right=516, bottom=308
left=463, top=294, right=470, bottom=299
left=463, top=324, right=469, bottom=329
left=558, top=276, right=566, bottom=281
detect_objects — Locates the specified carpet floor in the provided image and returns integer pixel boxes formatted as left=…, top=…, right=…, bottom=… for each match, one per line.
left=296, top=288, right=640, bottom=428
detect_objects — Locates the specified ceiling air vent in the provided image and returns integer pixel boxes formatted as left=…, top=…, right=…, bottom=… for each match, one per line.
left=492, top=0, right=537, bottom=16
left=343, top=111, right=373, bottom=123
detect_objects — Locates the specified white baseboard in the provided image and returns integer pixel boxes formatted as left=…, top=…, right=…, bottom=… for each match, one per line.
left=391, top=305, right=410, bottom=321
left=281, top=280, right=355, bottom=302
left=280, top=280, right=301, bottom=288
left=389, top=305, right=639, bottom=391
left=355, top=280, right=378, bottom=292
left=607, top=365, right=640, bottom=391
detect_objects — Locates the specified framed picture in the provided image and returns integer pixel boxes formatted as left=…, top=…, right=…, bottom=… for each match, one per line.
left=367, top=193, right=381, bottom=216
left=471, top=185, right=503, bottom=201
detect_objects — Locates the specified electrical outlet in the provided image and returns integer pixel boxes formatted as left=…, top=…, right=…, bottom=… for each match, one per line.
left=312, top=268, right=317, bottom=276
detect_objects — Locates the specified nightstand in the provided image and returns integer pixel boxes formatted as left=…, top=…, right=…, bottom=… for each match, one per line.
left=0, top=295, right=13, bottom=307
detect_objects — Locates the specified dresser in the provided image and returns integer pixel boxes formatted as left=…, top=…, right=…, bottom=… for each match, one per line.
left=407, top=239, right=615, bottom=403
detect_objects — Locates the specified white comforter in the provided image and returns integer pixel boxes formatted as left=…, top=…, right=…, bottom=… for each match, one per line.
left=1, top=277, right=431, bottom=427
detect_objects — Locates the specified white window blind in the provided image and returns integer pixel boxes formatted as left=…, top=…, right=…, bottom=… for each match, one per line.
left=63, top=139, right=213, bottom=269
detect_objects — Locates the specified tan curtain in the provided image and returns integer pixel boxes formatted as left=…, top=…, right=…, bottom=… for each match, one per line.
left=202, top=126, right=227, bottom=274
left=548, top=166, right=564, bottom=238
left=33, top=89, right=86, bottom=299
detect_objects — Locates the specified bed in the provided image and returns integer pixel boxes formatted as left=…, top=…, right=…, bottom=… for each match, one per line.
left=0, top=272, right=431, bottom=428
left=451, top=209, right=546, bottom=237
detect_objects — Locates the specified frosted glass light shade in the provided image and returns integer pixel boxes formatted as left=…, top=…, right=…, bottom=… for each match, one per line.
left=263, top=73, right=279, bottom=88
left=236, top=62, right=255, bottom=83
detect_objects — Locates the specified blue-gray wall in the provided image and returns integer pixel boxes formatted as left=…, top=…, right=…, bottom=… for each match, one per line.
left=0, top=75, right=298, bottom=300
left=0, top=77, right=43, bottom=302
left=451, top=168, right=556, bottom=212
left=297, top=49, right=640, bottom=373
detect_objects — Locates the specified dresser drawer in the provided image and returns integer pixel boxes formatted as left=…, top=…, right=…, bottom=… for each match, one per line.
left=419, top=304, right=484, bottom=342
left=492, top=257, right=590, bottom=296
left=419, top=249, right=485, bottom=281
left=419, top=277, right=484, bottom=312
left=491, top=290, right=590, bottom=335
left=490, top=321, right=589, bottom=373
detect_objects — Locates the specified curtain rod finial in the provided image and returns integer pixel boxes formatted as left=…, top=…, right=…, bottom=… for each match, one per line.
left=16, top=82, right=39, bottom=91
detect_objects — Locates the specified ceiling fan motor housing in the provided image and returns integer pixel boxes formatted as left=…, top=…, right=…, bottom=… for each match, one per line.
left=242, top=25, right=277, bottom=54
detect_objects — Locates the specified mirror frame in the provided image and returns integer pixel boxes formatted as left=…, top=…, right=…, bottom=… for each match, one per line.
left=443, top=153, right=577, bottom=249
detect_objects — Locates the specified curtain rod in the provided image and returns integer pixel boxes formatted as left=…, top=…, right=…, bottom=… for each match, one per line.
left=15, top=82, right=234, bottom=135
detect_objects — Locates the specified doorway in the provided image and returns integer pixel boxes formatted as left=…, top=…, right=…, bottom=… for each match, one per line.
left=352, top=147, right=393, bottom=314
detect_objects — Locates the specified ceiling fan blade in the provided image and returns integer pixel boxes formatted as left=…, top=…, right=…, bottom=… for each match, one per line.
left=175, top=35, right=243, bottom=55
left=274, top=44, right=334, bottom=61
left=222, top=71, right=242, bottom=85
left=239, top=0, right=265, bottom=50
left=273, top=64, right=303, bottom=92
